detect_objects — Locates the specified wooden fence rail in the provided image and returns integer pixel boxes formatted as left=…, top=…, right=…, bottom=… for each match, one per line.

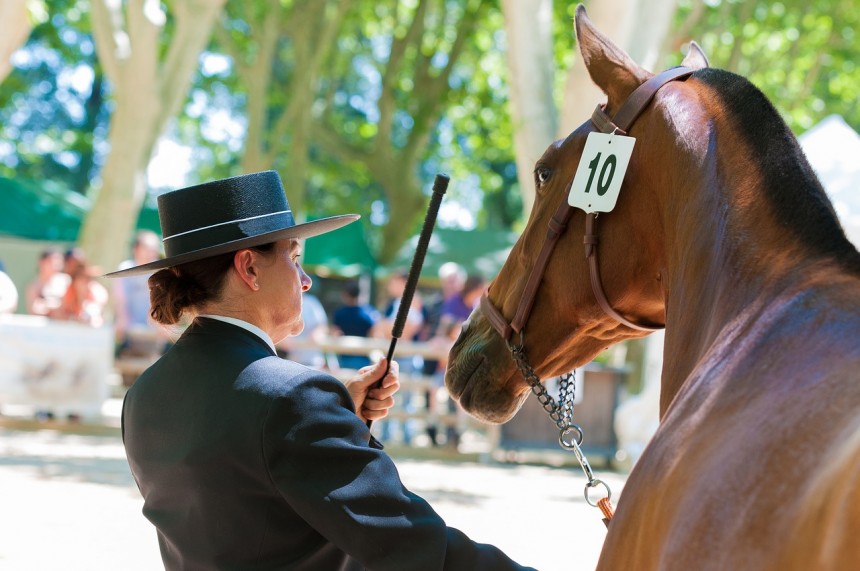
left=116, top=333, right=626, bottom=462
left=116, top=333, right=500, bottom=454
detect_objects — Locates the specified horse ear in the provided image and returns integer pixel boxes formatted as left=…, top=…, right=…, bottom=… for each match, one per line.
left=574, top=4, right=650, bottom=104
left=681, top=41, right=709, bottom=69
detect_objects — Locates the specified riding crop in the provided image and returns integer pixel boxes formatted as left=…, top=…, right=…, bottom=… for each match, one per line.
left=366, top=173, right=449, bottom=429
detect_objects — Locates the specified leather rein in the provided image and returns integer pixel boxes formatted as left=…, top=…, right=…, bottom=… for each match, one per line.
left=480, top=67, right=694, bottom=343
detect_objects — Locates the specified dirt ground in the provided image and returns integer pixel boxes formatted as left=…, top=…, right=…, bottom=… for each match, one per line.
left=0, top=427, right=626, bottom=570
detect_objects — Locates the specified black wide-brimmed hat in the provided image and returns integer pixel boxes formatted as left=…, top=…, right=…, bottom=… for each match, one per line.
left=106, top=170, right=358, bottom=278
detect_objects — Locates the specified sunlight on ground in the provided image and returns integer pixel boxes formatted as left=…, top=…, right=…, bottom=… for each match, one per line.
left=0, top=429, right=624, bottom=570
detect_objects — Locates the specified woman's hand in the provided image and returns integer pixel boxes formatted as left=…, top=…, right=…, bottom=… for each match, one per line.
left=344, top=358, right=400, bottom=423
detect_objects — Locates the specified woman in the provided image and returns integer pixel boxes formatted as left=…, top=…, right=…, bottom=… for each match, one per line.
left=109, top=171, right=534, bottom=571
left=25, top=248, right=69, bottom=316
left=54, top=263, right=109, bottom=326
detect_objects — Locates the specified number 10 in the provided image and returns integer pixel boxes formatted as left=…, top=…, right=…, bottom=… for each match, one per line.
left=584, top=152, right=617, bottom=196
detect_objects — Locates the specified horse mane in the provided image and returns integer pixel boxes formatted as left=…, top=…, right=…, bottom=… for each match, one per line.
left=694, top=67, right=860, bottom=274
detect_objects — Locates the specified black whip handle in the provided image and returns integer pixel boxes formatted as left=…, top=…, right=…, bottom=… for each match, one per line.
left=366, top=173, right=449, bottom=429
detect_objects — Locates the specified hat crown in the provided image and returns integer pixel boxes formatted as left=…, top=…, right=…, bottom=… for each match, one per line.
left=158, top=171, right=290, bottom=240
left=105, top=169, right=360, bottom=278
left=156, top=171, right=297, bottom=258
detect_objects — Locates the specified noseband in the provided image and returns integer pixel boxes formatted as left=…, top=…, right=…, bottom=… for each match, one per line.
left=481, top=67, right=693, bottom=343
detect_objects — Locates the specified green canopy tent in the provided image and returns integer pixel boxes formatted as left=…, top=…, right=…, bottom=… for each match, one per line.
left=0, top=175, right=517, bottom=287
left=383, top=226, right=517, bottom=282
left=302, top=217, right=376, bottom=278
left=0, top=176, right=160, bottom=242
left=303, top=223, right=517, bottom=283
left=1, top=176, right=91, bottom=241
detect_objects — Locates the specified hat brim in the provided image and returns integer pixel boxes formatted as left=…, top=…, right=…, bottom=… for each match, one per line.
left=105, top=214, right=360, bottom=278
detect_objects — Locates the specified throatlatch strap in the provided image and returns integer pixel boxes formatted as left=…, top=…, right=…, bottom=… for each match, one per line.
left=584, top=213, right=660, bottom=332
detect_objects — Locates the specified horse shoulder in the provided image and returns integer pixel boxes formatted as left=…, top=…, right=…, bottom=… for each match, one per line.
left=768, top=415, right=860, bottom=571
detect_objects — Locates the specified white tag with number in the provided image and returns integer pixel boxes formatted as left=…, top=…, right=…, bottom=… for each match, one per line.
left=568, top=132, right=636, bottom=213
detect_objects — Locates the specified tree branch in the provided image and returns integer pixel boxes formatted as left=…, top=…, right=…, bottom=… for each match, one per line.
left=90, top=0, right=125, bottom=86
left=312, top=118, right=373, bottom=166
left=154, top=0, right=226, bottom=146
left=665, top=0, right=706, bottom=54
left=267, top=0, right=354, bottom=160
left=726, top=1, right=753, bottom=72
left=245, top=0, right=283, bottom=166
left=793, top=29, right=837, bottom=112
left=403, top=0, right=484, bottom=162
left=378, top=0, right=429, bottom=145
left=213, top=17, right=248, bottom=77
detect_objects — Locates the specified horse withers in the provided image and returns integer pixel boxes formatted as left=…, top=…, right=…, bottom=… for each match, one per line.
left=445, top=5, right=860, bottom=570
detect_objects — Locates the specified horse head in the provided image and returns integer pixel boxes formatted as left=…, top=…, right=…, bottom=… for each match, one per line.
left=445, top=5, right=710, bottom=423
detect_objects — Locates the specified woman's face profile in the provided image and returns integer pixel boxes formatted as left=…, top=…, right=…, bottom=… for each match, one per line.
left=257, top=238, right=311, bottom=343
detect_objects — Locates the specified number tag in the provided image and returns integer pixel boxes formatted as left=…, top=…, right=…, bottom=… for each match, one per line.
left=568, top=132, right=636, bottom=213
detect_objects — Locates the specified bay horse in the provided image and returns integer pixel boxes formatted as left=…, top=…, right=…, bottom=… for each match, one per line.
left=445, top=5, right=860, bottom=570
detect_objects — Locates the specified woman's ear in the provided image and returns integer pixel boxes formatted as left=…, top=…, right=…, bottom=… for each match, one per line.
left=233, top=250, right=259, bottom=291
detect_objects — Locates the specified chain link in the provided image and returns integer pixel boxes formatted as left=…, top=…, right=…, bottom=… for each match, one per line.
left=508, top=333, right=576, bottom=432
left=507, top=331, right=612, bottom=508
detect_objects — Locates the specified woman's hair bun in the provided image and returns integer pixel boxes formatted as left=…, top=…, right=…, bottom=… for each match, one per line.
left=148, top=268, right=202, bottom=325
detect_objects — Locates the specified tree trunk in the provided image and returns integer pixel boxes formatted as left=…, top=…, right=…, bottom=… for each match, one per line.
left=79, top=0, right=226, bottom=274
left=0, top=0, right=34, bottom=84
left=626, top=0, right=678, bottom=71
left=377, top=178, right=426, bottom=265
left=501, top=0, right=558, bottom=219
left=79, top=87, right=159, bottom=275
left=227, top=0, right=352, bottom=219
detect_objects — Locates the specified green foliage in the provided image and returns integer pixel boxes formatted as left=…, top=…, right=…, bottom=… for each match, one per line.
left=166, top=0, right=507, bottom=262
left=434, top=1, right=521, bottom=230
left=669, top=0, right=860, bottom=134
left=0, top=0, right=107, bottom=195
left=2, top=0, right=857, bottom=257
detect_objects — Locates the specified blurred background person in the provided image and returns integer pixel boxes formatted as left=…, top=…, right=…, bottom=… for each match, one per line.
left=373, top=269, right=424, bottom=445
left=114, top=231, right=165, bottom=350
left=373, top=269, right=424, bottom=343
left=418, top=262, right=466, bottom=446
left=114, top=230, right=169, bottom=385
left=438, top=262, right=467, bottom=304
left=25, top=248, right=69, bottom=316
left=52, top=259, right=108, bottom=326
left=331, top=279, right=379, bottom=370
left=434, top=272, right=487, bottom=449
left=437, top=272, right=486, bottom=338
left=62, top=247, right=88, bottom=278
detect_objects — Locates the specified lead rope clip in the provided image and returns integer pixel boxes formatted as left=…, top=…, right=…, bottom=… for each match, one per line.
left=560, top=427, right=615, bottom=528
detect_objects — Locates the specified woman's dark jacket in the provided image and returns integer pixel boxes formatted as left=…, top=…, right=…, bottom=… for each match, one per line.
left=122, top=317, right=534, bottom=570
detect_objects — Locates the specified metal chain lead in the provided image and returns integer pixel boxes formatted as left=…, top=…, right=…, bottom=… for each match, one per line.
left=507, top=331, right=612, bottom=509
left=508, top=333, right=577, bottom=433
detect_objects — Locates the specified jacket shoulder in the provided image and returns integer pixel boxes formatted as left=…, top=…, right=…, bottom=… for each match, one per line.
left=236, top=356, right=350, bottom=401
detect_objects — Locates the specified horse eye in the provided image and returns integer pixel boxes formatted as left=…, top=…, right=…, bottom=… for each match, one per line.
left=534, top=166, right=552, bottom=186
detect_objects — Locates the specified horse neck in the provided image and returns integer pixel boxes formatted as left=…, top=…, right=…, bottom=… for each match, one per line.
left=655, top=132, right=826, bottom=415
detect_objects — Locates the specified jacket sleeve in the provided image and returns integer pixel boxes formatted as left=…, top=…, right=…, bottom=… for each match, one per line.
left=251, top=359, right=536, bottom=571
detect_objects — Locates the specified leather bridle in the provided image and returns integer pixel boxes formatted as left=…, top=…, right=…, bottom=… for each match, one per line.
left=480, top=67, right=694, bottom=343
